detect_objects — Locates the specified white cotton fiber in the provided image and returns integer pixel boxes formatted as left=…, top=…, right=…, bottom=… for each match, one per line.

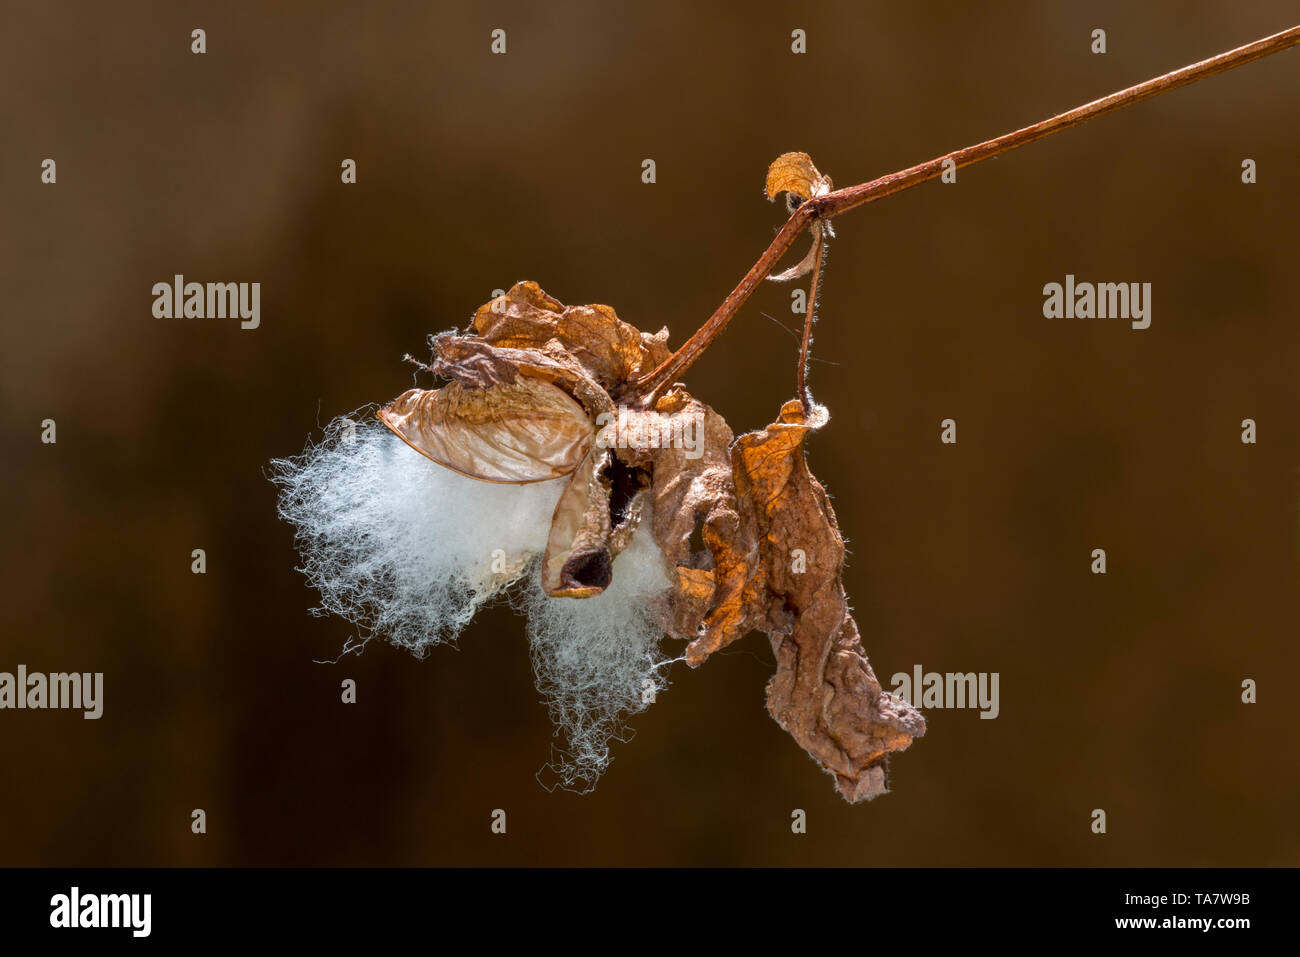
left=271, top=414, right=677, bottom=790
left=521, top=521, right=674, bottom=792
left=271, top=415, right=568, bottom=654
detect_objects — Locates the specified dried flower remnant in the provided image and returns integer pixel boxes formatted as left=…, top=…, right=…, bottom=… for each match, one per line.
left=272, top=23, right=1300, bottom=798
left=439, top=160, right=922, bottom=792
left=274, top=152, right=922, bottom=801
left=763, top=151, right=834, bottom=283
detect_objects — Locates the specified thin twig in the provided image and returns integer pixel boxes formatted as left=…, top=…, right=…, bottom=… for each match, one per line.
left=633, top=23, right=1300, bottom=402
left=797, top=229, right=827, bottom=410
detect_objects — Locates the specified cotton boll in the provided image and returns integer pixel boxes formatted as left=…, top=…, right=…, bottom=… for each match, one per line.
left=271, top=415, right=566, bottom=654
left=273, top=414, right=679, bottom=792
left=522, top=518, right=675, bottom=791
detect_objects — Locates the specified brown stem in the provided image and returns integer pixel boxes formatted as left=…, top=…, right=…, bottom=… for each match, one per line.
left=797, top=228, right=827, bottom=410
left=634, top=23, right=1300, bottom=402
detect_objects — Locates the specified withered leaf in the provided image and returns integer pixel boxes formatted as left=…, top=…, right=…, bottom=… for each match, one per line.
left=764, top=153, right=833, bottom=282
left=430, top=333, right=618, bottom=425
left=730, top=400, right=925, bottom=802
left=643, top=395, right=924, bottom=801
left=378, top=377, right=593, bottom=484
left=641, top=392, right=757, bottom=663
left=764, top=151, right=832, bottom=203
left=473, top=281, right=670, bottom=390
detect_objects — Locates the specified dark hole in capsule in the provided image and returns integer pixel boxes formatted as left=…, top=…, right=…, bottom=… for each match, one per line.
left=562, top=548, right=613, bottom=591
left=604, top=457, right=650, bottom=530
left=686, top=518, right=712, bottom=570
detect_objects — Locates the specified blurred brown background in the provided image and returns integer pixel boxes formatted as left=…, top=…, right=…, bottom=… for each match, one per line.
left=2, top=1, right=1297, bottom=866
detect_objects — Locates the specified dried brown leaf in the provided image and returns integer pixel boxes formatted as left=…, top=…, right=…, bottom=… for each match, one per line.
left=764, top=151, right=832, bottom=203
left=473, top=281, right=670, bottom=389
left=378, top=378, right=592, bottom=483
left=763, top=153, right=832, bottom=282
left=640, top=395, right=759, bottom=661
left=430, top=333, right=617, bottom=424
left=731, top=400, right=925, bottom=801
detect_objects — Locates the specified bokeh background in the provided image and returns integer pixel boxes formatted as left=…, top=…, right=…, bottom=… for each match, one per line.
left=2, top=1, right=1297, bottom=866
